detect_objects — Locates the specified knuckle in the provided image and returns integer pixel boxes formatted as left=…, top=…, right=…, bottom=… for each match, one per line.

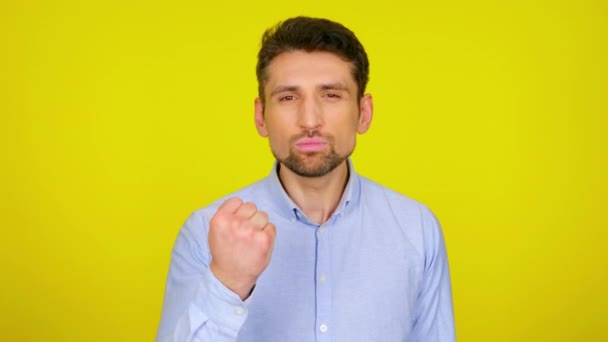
left=244, top=202, right=258, bottom=212
left=256, top=231, right=274, bottom=250
left=255, top=212, right=269, bottom=226
left=236, top=202, right=257, bottom=218
left=231, top=217, right=245, bottom=231
left=210, top=213, right=226, bottom=228
left=267, top=223, right=277, bottom=235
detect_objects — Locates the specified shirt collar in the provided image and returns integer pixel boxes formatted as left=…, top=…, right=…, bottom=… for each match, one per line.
left=265, top=159, right=361, bottom=224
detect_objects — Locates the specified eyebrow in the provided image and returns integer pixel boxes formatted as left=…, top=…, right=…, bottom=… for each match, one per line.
left=270, top=83, right=351, bottom=97
left=319, top=82, right=350, bottom=93
left=270, top=85, right=300, bottom=97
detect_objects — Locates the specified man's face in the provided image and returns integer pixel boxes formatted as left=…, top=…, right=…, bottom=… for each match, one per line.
left=254, top=50, right=373, bottom=178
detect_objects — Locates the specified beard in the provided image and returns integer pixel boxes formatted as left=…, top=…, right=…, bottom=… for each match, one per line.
left=272, top=133, right=352, bottom=178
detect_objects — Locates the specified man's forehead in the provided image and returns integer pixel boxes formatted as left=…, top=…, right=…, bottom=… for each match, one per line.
left=264, top=51, right=357, bottom=88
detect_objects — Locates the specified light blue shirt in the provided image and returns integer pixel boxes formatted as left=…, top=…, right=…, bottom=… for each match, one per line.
left=157, top=161, right=455, bottom=341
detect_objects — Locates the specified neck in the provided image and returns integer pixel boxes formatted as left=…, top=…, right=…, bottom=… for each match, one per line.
left=278, top=161, right=349, bottom=225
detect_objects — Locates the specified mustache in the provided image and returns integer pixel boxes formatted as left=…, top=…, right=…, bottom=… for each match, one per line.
left=290, top=130, right=333, bottom=142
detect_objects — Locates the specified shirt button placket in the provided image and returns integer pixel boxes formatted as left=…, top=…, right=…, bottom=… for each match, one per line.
left=315, top=224, right=331, bottom=341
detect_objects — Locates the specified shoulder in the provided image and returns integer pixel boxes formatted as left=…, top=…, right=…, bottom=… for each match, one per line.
left=357, top=175, right=443, bottom=251
left=359, top=175, right=435, bottom=219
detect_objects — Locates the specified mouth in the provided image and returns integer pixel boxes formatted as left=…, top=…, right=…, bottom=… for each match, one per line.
left=294, top=137, right=328, bottom=152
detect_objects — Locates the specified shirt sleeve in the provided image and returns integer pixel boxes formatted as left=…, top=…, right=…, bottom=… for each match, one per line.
left=156, top=211, right=251, bottom=342
left=410, top=205, right=456, bottom=342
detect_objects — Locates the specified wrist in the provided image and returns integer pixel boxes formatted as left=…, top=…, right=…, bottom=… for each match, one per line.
left=210, top=263, right=256, bottom=300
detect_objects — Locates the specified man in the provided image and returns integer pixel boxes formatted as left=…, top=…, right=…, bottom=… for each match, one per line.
left=157, top=16, right=455, bottom=342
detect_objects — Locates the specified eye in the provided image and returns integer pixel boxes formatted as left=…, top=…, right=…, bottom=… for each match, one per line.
left=324, top=93, right=341, bottom=99
left=279, top=95, right=295, bottom=102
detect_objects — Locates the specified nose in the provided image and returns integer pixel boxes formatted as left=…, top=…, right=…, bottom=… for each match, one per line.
left=297, top=96, right=322, bottom=131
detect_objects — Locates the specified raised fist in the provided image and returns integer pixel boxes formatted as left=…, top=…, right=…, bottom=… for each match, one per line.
left=208, top=197, right=277, bottom=299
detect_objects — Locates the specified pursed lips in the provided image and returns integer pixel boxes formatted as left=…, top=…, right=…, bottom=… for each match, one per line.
left=294, top=137, right=328, bottom=152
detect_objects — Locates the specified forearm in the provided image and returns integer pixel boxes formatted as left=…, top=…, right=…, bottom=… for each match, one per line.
left=157, top=212, right=250, bottom=342
left=157, top=268, right=250, bottom=342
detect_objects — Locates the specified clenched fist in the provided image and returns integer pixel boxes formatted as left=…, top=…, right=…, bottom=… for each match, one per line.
left=208, top=197, right=277, bottom=300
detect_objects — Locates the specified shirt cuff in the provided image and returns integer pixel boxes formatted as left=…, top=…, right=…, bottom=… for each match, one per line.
left=195, top=267, right=251, bottom=335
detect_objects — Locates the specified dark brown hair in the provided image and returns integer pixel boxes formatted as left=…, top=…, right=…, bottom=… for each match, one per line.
left=256, top=16, right=369, bottom=104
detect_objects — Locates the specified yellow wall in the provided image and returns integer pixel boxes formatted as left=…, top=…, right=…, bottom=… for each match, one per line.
left=2, top=0, right=606, bottom=340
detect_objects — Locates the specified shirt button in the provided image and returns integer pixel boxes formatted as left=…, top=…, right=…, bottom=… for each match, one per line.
left=318, top=226, right=325, bottom=234
left=320, top=324, right=328, bottom=333
left=319, top=274, right=327, bottom=283
left=234, top=307, right=244, bottom=316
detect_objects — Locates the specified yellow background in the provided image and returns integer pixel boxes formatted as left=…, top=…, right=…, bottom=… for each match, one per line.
left=2, top=0, right=607, bottom=340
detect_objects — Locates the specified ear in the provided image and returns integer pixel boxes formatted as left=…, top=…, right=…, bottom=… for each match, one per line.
left=254, top=98, right=269, bottom=137
left=357, top=94, right=373, bottom=134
